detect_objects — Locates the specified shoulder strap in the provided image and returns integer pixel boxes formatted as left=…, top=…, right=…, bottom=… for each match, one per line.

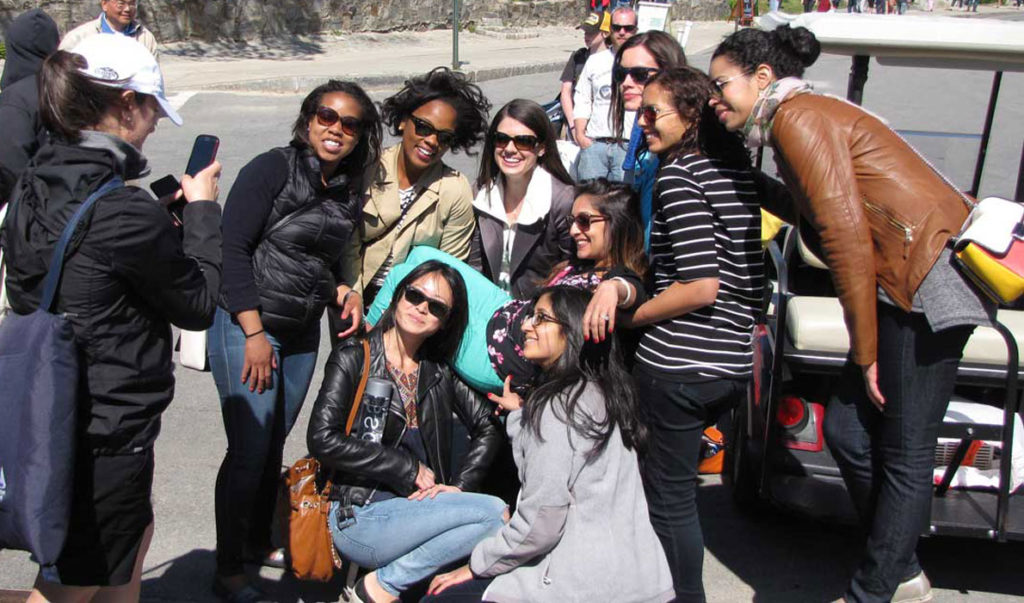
left=39, top=177, right=124, bottom=313
left=344, top=338, right=372, bottom=436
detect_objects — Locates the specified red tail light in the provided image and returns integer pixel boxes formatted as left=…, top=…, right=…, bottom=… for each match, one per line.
left=776, top=396, right=806, bottom=428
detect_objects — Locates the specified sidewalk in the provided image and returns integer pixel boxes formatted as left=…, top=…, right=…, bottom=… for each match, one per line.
left=158, top=23, right=737, bottom=94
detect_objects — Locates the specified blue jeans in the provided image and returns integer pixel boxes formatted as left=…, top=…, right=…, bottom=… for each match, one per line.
left=823, top=303, right=973, bottom=603
left=330, top=493, right=506, bottom=596
left=209, top=307, right=320, bottom=574
left=576, top=140, right=628, bottom=183
left=633, top=366, right=745, bottom=603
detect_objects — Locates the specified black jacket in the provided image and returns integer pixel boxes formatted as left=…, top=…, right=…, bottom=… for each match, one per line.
left=1, top=133, right=222, bottom=453
left=221, top=144, right=360, bottom=338
left=307, top=330, right=502, bottom=506
left=469, top=176, right=575, bottom=300
left=0, top=9, right=60, bottom=201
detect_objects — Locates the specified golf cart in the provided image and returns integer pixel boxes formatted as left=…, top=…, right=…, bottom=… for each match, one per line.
left=725, top=12, right=1024, bottom=542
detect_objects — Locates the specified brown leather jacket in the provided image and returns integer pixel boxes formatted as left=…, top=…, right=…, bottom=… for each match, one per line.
left=770, top=94, right=970, bottom=366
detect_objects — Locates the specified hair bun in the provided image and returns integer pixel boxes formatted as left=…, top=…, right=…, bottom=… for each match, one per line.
left=773, top=25, right=821, bottom=68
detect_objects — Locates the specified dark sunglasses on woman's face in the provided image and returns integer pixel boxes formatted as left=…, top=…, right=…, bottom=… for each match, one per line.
left=494, top=131, right=540, bottom=152
left=403, top=286, right=450, bottom=320
left=315, top=106, right=361, bottom=136
left=611, top=23, right=638, bottom=33
left=565, top=212, right=608, bottom=232
left=613, top=65, right=659, bottom=85
left=409, top=115, right=456, bottom=148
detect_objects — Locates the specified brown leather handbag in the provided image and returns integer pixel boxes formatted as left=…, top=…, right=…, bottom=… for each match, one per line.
left=285, top=338, right=371, bottom=582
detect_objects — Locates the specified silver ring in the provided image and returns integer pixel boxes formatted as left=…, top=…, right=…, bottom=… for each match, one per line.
left=601, top=314, right=610, bottom=321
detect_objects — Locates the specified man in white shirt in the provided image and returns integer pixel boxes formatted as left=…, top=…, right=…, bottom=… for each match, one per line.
left=572, top=6, right=637, bottom=182
left=60, top=0, right=159, bottom=58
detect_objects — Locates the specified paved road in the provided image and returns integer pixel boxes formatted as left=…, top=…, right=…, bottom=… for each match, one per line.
left=2, top=43, right=1023, bottom=602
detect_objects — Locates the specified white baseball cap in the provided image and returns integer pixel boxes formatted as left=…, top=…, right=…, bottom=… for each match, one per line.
left=70, top=34, right=182, bottom=126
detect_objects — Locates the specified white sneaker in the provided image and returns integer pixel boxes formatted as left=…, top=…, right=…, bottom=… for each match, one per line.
left=892, top=572, right=934, bottom=603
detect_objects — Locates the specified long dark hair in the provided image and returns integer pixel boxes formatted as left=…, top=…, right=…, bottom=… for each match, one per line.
left=39, top=50, right=143, bottom=143
left=372, top=260, right=469, bottom=363
left=575, top=179, right=647, bottom=278
left=611, top=30, right=687, bottom=139
left=476, top=98, right=573, bottom=191
left=292, top=80, right=383, bottom=191
left=381, top=67, right=491, bottom=155
left=712, top=25, right=821, bottom=79
left=522, top=286, right=647, bottom=460
left=646, top=67, right=750, bottom=168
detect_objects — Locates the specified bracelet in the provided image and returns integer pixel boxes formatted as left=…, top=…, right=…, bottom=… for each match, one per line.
left=611, top=277, right=634, bottom=309
left=244, top=328, right=264, bottom=339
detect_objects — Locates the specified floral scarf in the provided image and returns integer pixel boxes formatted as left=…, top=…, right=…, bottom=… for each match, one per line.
left=741, top=77, right=813, bottom=148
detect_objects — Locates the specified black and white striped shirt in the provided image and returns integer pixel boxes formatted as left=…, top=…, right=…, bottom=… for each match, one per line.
left=636, top=154, right=763, bottom=380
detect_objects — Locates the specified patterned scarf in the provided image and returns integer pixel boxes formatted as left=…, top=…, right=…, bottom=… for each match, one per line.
left=741, top=77, right=813, bottom=148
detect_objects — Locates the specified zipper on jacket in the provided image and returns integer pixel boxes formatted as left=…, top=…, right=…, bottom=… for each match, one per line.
left=365, top=403, right=409, bottom=503
left=863, top=201, right=913, bottom=258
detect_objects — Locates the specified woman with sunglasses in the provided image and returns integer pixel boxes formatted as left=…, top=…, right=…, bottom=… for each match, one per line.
left=423, top=286, right=674, bottom=603
left=485, top=178, right=648, bottom=398
left=210, top=80, right=382, bottom=602
left=710, top=27, right=992, bottom=603
left=308, top=260, right=505, bottom=603
left=608, top=30, right=687, bottom=247
left=470, top=98, right=575, bottom=299
left=342, top=67, right=491, bottom=310
left=628, top=67, right=763, bottom=603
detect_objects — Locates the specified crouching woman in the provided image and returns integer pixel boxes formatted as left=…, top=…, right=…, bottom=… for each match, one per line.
left=307, top=260, right=506, bottom=603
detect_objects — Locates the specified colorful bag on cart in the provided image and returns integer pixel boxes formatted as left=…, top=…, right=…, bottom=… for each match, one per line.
left=953, top=197, right=1024, bottom=305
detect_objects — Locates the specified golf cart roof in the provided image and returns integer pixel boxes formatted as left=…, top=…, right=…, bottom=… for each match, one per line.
left=758, top=12, right=1024, bottom=72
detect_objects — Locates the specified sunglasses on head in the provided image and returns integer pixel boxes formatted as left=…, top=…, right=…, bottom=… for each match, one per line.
left=402, top=286, right=450, bottom=320
left=494, top=131, right=540, bottom=152
left=409, top=115, right=456, bottom=148
left=611, top=23, right=637, bottom=33
left=639, top=105, right=678, bottom=124
left=315, top=106, right=361, bottom=136
left=613, top=65, right=659, bottom=85
left=565, top=212, right=607, bottom=232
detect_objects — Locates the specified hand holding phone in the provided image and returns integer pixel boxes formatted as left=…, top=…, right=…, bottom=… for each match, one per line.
left=180, top=135, right=221, bottom=204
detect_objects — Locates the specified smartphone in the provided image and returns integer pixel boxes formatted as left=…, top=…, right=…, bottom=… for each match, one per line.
left=185, top=134, right=220, bottom=177
left=150, top=174, right=180, bottom=200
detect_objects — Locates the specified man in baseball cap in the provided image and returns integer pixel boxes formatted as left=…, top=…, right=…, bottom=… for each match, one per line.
left=559, top=12, right=611, bottom=140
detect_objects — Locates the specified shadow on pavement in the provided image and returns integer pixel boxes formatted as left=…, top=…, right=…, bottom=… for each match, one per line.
left=162, top=37, right=326, bottom=60
left=699, top=481, right=1024, bottom=602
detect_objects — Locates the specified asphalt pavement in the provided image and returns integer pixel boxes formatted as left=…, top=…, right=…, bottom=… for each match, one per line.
left=2, top=10, right=1024, bottom=603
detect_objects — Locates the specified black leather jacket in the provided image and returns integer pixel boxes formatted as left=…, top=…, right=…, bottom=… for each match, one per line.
left=307, top=330, right=502, bottom=506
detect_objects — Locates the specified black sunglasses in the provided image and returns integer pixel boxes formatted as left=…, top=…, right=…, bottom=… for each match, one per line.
left=613, top=65, right=659, bottom=85
left=611, top=24, right=638, bottom=33
left=494, top=131, right=540, bottom=152
left=403, top=286, right=450, bottom=320
left=565, top=212, right=607, bottom=232
left=409, top=115, right=456, bottom=148
left=315, top=106, right=361, bottom=136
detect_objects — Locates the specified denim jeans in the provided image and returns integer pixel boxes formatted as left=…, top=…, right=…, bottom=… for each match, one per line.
left=823, top=303, right=973, bottom=603
left=330, top=493, right=507, bottom=596
left=633, top=366, right=745, bottom=603
left=576, top=140, right=628, bottom=183
left=209, top=307, right=320, bottom=574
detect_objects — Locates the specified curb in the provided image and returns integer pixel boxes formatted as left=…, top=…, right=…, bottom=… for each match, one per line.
left=188, top=60, right=567, bottom=93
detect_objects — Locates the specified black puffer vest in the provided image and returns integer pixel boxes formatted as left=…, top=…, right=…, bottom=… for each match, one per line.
left=251, top=143, right=360, bottom=337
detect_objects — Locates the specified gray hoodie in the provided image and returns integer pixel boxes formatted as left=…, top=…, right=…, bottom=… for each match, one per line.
left=470, top=382, right=674, bottom=603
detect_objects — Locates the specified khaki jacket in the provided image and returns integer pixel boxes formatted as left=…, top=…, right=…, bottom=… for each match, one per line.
left=341, top=144, right=475, bottom=294
left=771, top=94, right=970, bottom=366
left=59, top=16, right=160, bottom=59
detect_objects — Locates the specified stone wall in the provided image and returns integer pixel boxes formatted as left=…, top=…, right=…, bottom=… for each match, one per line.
left=669, top=0, right=732, bottom=21
left=0, top=0, right=588, bottom=42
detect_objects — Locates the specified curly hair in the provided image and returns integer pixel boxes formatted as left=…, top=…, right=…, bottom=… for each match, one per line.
left=291, top=80, right=383, bottom=191
left=380, top=67, right=491, bottom=155
left=712, top=25, right=821, bottom=80
left=646, top=67, right=750, bottom=169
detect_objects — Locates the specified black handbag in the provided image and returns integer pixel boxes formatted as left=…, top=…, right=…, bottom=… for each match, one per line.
left=0, top=177, right=123, bottom=565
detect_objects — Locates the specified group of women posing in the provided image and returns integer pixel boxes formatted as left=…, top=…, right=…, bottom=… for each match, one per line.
left=5, top=21, right=987, bottom=603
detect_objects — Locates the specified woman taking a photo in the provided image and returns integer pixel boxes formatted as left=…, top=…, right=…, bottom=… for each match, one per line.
left=308, top=261, right=505, bottom=603
left=2, top=35, right=222, bottom=602
left=343, top=67, right=490, bottom=308
left=210, top=80, right=381, bottom=601
left=423, top=286, right=674, bottom=603
left=629, top=67, right=763, bottom=603
left=710, top=26, right=993, bottom=603
left=470, top=98, right=574, bottom=299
